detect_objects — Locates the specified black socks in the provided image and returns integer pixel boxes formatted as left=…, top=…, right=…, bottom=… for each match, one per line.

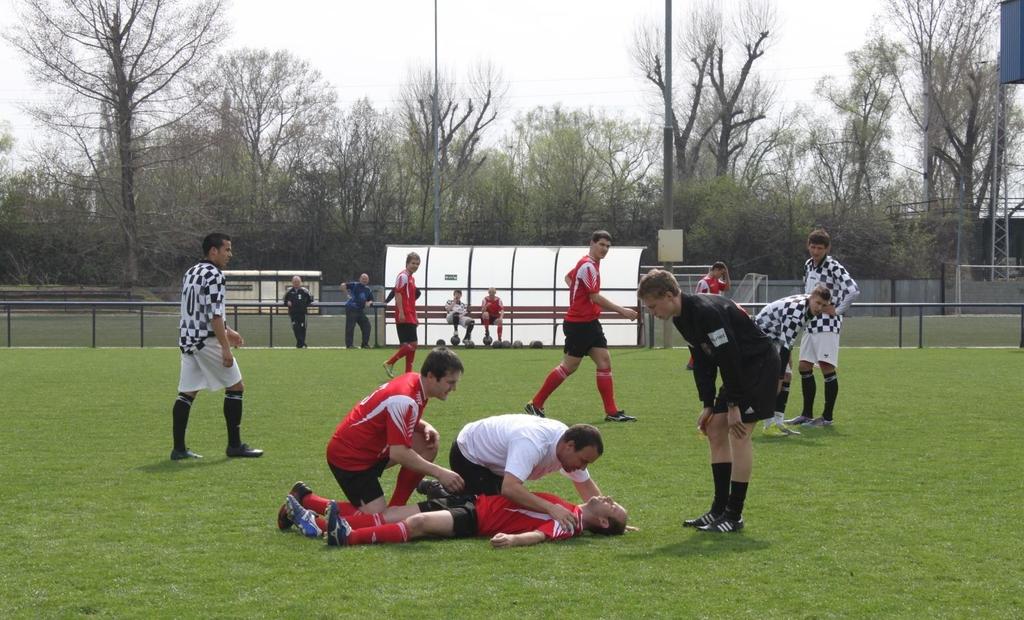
left=172, top=393, right=194, bottom=452
left=224, top=390, right=243, bottom=448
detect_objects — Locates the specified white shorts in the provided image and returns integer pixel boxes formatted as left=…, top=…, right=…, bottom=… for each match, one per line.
left=446, top=312, right=473, bottom=328
left=799, top=331, right=840, bottom=368
left=178, top=339, right=243, bottom=392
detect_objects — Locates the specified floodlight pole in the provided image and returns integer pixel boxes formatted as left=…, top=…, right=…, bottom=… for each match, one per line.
left=663, top=0, right=673, bottom=231
left=661, top=0, right=674, bottom=350
left=432, top=0, right=442, bottom=246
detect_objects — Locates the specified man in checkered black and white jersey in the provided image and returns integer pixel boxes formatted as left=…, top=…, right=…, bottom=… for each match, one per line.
left=785, top=229, right=860, bottom=428
left=755, top=285, right=831, bottom=435
left=170, top=233, right=262, bottom=461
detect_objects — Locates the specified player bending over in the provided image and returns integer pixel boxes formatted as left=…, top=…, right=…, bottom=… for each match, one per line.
left=754, top=285, right=832, bottom=436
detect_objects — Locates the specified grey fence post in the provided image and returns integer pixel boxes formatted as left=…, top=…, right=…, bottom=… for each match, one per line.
left=140, top=305, right=144, bottom=348
left=91, top=305, right=97, bottom=348
left=269, top=305, right=273, bottom=348
left=897, top=306, right=903, bottom=348
left=917, top=306, right=923, bottom=349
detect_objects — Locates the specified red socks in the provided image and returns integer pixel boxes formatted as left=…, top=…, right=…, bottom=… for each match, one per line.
left=532, top=364, right=569, bottom=409
left=301, top=492, right=356, bottom=517
left=389, top=467, right=424, bottom=506
left=348, top=522, right=409, bottom=545
left=596, top=367, right=618, bottom=414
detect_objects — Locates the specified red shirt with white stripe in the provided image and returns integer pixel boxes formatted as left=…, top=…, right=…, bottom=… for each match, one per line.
left=393, top=269, right=418, bottom=325
left=481, top=295, right=503, bottom=317
left=326, top=373, right=427, bottom=470
left=695, top=275, right=728, bottom=295
left=474, top=493, right=583, bottom=540
left=565, top=255, right=601, bottom=323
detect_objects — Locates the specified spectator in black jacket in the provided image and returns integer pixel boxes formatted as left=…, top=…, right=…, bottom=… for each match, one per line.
left=283, top=276, right=315, bottom=348
left=638, top=268, right=779, bottom=534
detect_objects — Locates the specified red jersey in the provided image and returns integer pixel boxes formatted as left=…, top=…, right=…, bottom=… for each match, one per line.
left=481, top=295, right=503, bottom=317
left=393, top=269, right=418, bottom=325
left=326, top=373, right=427, bottom=470
left=695, top=275, right=728, bottom=295
left=565, top=255, right=601, bottom=323
left=474, top=493, right=583, bottom=541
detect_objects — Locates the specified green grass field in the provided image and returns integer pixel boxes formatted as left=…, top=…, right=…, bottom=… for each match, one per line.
left=2, top=310, right=1023, bottom=348
left=1, top=347, right=1021, bottom=618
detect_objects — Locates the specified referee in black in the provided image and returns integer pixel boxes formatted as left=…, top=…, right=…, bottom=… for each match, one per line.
left=283, top=275, right=314, bottom=348
left=638, top=268, right=779, bottom=533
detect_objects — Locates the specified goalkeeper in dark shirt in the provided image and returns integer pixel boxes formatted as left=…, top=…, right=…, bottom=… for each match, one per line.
left=638, top=269, right=779, bottom=533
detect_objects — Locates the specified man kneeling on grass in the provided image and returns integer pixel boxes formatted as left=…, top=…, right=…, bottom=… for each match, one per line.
left=279, top=484, right=627, bottom=548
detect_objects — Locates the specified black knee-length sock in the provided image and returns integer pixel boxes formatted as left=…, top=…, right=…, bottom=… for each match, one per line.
left=822, top=372, right=839, bottom=421
left=224, top=390, right=243, bottom=448
left=172, top=393, right=194, bottom=452
left=800, top=370, right=816, bottom=417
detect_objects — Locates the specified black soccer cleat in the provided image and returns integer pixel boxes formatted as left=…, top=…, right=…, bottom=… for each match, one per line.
left=524, top=403, right=545, bottom=418
left=277, top=481, right=314, bottom=530
left=416, top=479, right=451, bottom=500
left=170, top=448, right=202, bottom=461
left=605, top=411, right=637, bottom=422
left=226, top=443, right=263, bottom=458
left=683, top=510, right=722, bottom=528
left=697, top=514, right=744, bottom=533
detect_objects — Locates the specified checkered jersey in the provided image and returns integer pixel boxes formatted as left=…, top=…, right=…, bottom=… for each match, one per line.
left=445, top=298, right=468, bottom=315
left=755, top=294, right=811, bottom=349
left=179, top=261, right=226, bottom=353
left=804, top=256, right=859, bottom=333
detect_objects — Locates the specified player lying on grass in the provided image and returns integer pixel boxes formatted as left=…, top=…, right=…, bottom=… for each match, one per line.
left=279, top=484, right=627, bottom=548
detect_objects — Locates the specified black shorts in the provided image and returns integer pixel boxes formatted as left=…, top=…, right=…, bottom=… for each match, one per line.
left=562, top=320, right=607, bottom=358
left=449, top=440, right=504, bottom=496
left=396, top=323, right=418, bottom=344
left=711, top=348, right=780, bottom=423
left=328, top=459, right=389, bottom=507
left=415, top=495, right=479, bottom=538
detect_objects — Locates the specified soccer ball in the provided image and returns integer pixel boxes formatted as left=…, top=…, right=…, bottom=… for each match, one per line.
left=450, top=334, right=461, bottom=346
left=529, top=340, right=543, bottom=349
left=435, top=339, right=446, bottom=347
left=463, top=339, right=475, bottom=349
left=482, top=335, right=493, bottom=346
left=512, top=340, right=523, bottom=349
left=492, top=340, right=504, bottom=349
left=500, top=340, right=511, bottom=348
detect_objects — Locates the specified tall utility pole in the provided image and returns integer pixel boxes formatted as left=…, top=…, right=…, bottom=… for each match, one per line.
left=663, top=0, right=673, bottom=231
left=922, top=65, right=931, bottom=209
left=432, top=0, right=441, bottom=245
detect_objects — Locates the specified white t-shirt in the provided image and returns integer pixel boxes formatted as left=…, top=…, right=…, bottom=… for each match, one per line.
left=456, top=414, right=590, bottom=484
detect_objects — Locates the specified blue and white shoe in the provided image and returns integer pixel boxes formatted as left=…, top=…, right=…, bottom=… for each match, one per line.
left=325, top=501, right=352, bottom=547
left=285, top=495, right=322, bottom=538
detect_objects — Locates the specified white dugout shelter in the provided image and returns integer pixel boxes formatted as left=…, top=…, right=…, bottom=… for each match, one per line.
left=383, top=245, right=645, bottom=346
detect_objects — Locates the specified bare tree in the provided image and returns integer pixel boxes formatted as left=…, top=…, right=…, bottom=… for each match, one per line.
left=633, top=1, right=775, bottom=180
left=397, top=62, right=507, bottom=235
left=214, top=48, right=338, bottom=214
left=632, top=6, right=716, bottom=181
left=5, top=0, right=227, bottom=285
left=705, top=0, right=776, bottom=177
left=886, top=0, right=998, bottom=215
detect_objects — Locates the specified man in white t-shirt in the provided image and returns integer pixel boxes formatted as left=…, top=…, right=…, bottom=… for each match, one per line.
left=431, top=414, right=604, bottom=532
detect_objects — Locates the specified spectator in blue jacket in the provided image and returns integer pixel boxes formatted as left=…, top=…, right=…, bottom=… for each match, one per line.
left=342, top=274, right=375, bottom=349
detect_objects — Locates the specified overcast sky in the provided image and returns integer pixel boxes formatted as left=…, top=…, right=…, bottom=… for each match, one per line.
left=0, top=0, right=888, bottom=167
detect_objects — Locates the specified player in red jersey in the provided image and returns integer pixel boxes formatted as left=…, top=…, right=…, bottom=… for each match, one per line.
left=525, top=231, right=639, bottom=422
left=383, top=252, right=421, bottom=378
left=688, top=261, right=731, bottom=370
left=276, top=348, right=466, bottom=529
left=479, top=287, right=504, bottom=343
left=695, top=261, right=731, bottom=295
left=282, top=489, right=627, bottom=548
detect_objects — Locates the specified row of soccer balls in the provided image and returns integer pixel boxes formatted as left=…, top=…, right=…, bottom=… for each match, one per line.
left=437, top=335, right=543, bottom=349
